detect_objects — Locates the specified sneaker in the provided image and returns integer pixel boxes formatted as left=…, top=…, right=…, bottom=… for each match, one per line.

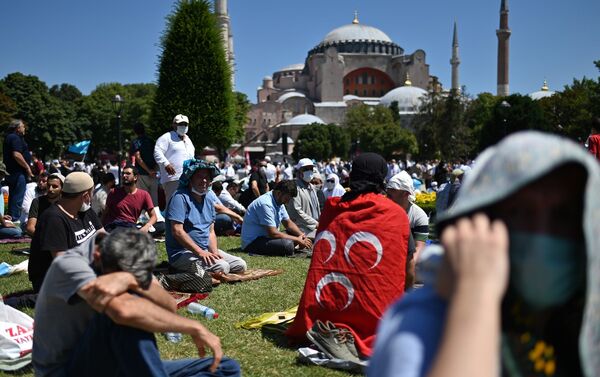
left=306, top=320, right=362, bottom=363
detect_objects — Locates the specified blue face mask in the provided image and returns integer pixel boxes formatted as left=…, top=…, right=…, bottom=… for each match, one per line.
left=509, top=231, right=585, bottom=310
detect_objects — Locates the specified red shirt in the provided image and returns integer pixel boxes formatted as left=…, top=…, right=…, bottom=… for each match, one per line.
left=588, top=134, right=600, bottom=161
left=103, top=187, right=153, bottom=225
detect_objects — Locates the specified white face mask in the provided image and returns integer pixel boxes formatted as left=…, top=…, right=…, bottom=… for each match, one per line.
left=80, top=201, right=91, bottom=213
left=302, top=171, right=314, bottom=183
left=325, top=182, right=335, bottom=190
left=176, top=125, right=188, bottom=136
left=191, top=187, right=207, bottom=196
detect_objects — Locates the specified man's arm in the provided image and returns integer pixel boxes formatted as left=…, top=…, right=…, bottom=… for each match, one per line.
left=207, top=223, right=218, bottom=254
left=171, top=222, right=221, bottom=264
left=132, top=277, right=177, bottom=313
left=153, top=135, right=176, bottom=176
left=26, top=217, right=37, bottom=236
left=271, top=220, right=312, bottom=249
left=134, top=151, right=155, bottom=175
left=12, top=151, right=33, bottom=177
left=140, top=208, right=157, bottom=233
left=105, top=293, right=223, bottom=372
left=214, top=203, right=243, bottom=224
left=251, top=180, right=260, bottom=197
left=288, top=192, right=318, bottom=227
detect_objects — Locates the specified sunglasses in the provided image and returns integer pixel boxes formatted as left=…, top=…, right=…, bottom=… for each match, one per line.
left=326, top=179, right=335, bottom=183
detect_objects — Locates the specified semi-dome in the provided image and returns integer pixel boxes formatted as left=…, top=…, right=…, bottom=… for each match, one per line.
left=276, top=92, right=306, bottom=103
left=278, top=63, right=305, bottom=72
left=380, top=82, right=428, bottom=114
left=529, top=80, right=556, bottom=100
left=283, top=114, right=325, bottom=125
left=322, top=23, right=392, bottom=45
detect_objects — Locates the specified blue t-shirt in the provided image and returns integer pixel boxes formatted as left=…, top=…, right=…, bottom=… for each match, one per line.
left=165, top=189, right=219, bottom=262
left=368, top=285, right=448, bottom=377
left=3, top=132, right=31, bottom=174
left=241, top=191, right=289, bottom=249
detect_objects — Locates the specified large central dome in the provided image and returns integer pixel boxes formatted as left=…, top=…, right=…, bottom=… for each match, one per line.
left=322, top=23, right=393, bottom=45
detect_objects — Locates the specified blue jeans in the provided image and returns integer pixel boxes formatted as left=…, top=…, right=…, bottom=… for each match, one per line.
left=65, top=314, right=241, bottom=377
left=6, top=172, right=26, bottom=220
left=0, top=225, right=22, bottom=239
left=214, top=214, right=233, bottom=236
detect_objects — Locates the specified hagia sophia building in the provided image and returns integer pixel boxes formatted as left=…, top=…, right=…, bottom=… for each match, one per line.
left=214, top=0, right=556, bottom=157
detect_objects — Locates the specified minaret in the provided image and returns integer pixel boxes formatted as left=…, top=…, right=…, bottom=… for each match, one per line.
left=215, top=0, right=235, bottom=88
left=450, top=21, right=460, bottom=93
left=496, top=0, right=511, bottom=96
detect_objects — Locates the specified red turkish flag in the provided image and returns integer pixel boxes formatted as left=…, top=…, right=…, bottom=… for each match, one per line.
left=286, top=192, right=410, bottom=357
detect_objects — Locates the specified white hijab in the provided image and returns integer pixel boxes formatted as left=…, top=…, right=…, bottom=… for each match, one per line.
left=323, top=173, right=346, bottom=198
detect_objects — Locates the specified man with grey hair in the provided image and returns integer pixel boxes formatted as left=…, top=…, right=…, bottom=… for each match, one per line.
left=3, top=119, right=33, bottom=219
left=33, top=229, right=240, bottom=377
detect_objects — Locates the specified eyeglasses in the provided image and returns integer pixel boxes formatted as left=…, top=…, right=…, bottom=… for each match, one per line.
left=326, top=179, right=335, bottom=183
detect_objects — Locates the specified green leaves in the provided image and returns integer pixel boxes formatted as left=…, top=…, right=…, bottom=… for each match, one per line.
left=151, top=0, right=235, bottom=155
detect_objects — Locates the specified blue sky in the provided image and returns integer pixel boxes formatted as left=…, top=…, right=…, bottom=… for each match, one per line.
left=1, top=0, right=598, bottom=103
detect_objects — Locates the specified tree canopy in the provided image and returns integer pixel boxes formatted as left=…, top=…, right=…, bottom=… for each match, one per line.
left=293, top=123, right=351, bottom=161
left=150, top=0, right=236, bottom=154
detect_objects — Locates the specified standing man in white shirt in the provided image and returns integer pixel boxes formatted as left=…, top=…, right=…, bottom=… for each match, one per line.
left=153, top=114, right=195, bottom=203
left=264, top=156, right=278, bottom=189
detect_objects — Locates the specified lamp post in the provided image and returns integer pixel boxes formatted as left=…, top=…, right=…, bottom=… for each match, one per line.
left=111, top=94, right=125, bottom=185
left=500, top=100, right=511, bottom=137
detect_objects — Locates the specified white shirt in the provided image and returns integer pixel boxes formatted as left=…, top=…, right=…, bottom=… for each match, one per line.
left=265, top=163, right=277, bottom=183
left=20, top=182, right=39, bottom=223
left=218, top=189, right=245, bottom=213
left=109, top=165, right=120, bottom=185
left=153, top=130, right=195, bottom=184
left=283, top=166, right=293, bottom=180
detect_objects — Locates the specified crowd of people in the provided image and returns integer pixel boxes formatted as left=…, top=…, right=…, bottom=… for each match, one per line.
left=1, top=114, right=599, bottom=376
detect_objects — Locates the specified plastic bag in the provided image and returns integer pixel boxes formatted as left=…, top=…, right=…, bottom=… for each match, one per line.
left=0, top=300, right=33, bottom=370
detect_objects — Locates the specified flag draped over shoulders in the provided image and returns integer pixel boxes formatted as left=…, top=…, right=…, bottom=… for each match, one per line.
left=286, top=192, right=410, bottom=357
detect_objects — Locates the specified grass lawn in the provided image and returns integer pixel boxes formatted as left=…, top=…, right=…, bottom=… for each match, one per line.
left=0, top=238, right=351, bottom=377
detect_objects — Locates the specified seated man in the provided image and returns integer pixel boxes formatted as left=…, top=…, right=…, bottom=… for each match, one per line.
left=211, top=181, right=243, bottom=236
left=218, top=180, right=246, bottom=216
left=286, top=158, right=320, bottom=239
left=20, top=172, right=48, bottom=228
left=28, top=172, right=104, bottom=293
left=33, top=229, right=241, bottom=377
left=0, top=162, right=22, bottom=239
left=287, top=153, right=410, bottom=361
left=166, top=159, right=247, bottom=274
left=241, top=180, right=312, bottom=257
left=92, top=172, right=115, bottom=217
left=102, top=165, right=157, bottom=232
left=25, top=173, right=64, bottom=237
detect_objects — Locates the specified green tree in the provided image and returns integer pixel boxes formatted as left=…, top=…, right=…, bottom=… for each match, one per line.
left=0, top=89, right=17, bottom=128
left=345, top=104, right=417, bottom=159
left=233, top=92, right=251, bottom=142
left=151, top=0, right=235, bottom=154
left=479, top=94, right=548, bottom=149
left=78, top=83, right=156, bottom=157
left=0, top=73, right=84, bottom=158
left=293, top=123, right=351, bottom=161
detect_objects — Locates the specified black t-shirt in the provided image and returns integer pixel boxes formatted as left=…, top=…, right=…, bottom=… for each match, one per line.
left=28, top=196, right=54, bottom=220
left=249, top=170, right=268, bottom=195
left=28, top=204, right=102, bottom=288
left=3, top=132, right=31, bottom=174
left=131, top=135, right=157, bottom=175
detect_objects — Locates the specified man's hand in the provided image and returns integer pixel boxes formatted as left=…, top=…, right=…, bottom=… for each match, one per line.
left=165, top=164, right=176, bottom=175
left=139, top=224, right=151, bottom=233
left=80, top=272, right=138, bottom=312
left=441, top=213, right=509, bottom=300
left=232, top=214, right=243, bottom=224
left=190, top=326, right=223, bottom=373
left=198, top=250, right=222, bottom=266
left=296, top=234, right=313, bottom=249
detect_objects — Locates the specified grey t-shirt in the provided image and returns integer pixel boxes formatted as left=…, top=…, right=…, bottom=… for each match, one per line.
left=407, top=203, right=429, bottom=242
left=32, top=239, right=97, bottom=377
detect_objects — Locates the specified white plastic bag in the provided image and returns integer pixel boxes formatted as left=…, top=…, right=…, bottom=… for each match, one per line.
left=0, top=300, right=33, bottom=370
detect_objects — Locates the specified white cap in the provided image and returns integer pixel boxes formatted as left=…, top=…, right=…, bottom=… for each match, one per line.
left=173, top=114, right=189, bottom=124
left=386, top=171, right=416, bottom=202
left=264, top=156, right=271, bottom=162
left=295, top=158, right=314, bottom=170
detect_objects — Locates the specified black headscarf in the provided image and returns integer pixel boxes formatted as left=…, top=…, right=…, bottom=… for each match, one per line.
left=341, top=153, right=388, bottom=202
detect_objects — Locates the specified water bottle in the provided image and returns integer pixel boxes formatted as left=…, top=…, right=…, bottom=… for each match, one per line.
left=187, top=302, right=219, bottom=319
left=164, top=332, right=183, bottom=343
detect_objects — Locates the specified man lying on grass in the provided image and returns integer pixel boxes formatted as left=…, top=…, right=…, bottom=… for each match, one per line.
left=33, top=228, right=240, bottom=377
